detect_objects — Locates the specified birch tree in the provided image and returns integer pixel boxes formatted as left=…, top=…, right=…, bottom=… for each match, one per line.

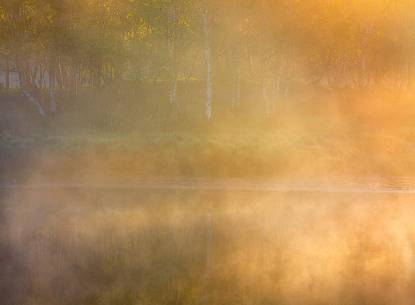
left=202, top=0, right=212, bottom=120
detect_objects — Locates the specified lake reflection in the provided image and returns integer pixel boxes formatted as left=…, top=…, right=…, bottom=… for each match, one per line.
left=2, top=188, right=415, bottom=305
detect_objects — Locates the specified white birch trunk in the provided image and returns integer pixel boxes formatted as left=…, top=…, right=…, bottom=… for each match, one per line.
left=168, top=2, right=178, bottom=105
left=169, top=77, right=178, bottom=105
left=22, top=90, right=46, bottom=117
left=75, top=69, right=79, bottom=96
left=49, top=87, right=57, bottom=113
left=203, top=0, right=213, bottom=120
left=49, top=62, right=57, bottom=113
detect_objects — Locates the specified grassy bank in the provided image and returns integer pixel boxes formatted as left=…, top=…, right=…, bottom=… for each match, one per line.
left=2, top=87, right=415, bottom=181
left=2, top=129, right=415, bottom=182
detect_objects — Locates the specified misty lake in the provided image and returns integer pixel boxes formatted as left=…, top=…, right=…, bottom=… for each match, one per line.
left=2, top=184, right=415, bottom=305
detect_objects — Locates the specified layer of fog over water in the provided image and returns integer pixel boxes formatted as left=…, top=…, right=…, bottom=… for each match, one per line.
left=3, top=1, right=415, bottom=305
left=2, top=183, right=415, bottom=305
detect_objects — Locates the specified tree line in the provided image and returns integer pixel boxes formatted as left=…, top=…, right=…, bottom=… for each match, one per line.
left=0, top=0, right=414, bottom=119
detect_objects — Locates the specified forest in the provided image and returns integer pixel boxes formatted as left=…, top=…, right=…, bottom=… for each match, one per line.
left=1, top=1, right=415, bottom=116
left=1, top=0, right=415, bottom=178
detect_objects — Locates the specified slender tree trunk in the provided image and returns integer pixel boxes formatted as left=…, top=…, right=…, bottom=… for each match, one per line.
left=15, top=60, right=23, bottom=89
left=49, top=73, right=57, bottom=113
left=15, top=57, right=46, bottom=117
left=232, top=73, right=240, bottom=108
left=203, top=0, right=213, bottom=120
left=168, top=2, right=178, bottom=106
left=5, top=59, right=10, bottom=89
left=39, top=63, right=46, bottom=90
left=75, top=66, right=80, bottom=96
left=50, top=89, right=57, bottom=113
left=271, top=62, right=284, bottom=112
left=22, top=90, right=47, bottom=117
left=170, top=77, right=178, bottom=105
left=49, top=61, right=57, bottom=113
left=270, top=80, right=277, bottom=113
left=275, top=75, right=281, bottom=99
left=58, top=57, right=65, bottom=91
left=262, top=78, right=270, bottom=116
left=31, top=62, right=40, bottom=88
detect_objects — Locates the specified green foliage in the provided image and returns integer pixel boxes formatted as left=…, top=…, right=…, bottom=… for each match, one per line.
left=0, top=1, right=414, bottom=121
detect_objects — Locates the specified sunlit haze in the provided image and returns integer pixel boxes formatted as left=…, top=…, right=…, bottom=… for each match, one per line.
left=0, top=1, right=415, bottom=305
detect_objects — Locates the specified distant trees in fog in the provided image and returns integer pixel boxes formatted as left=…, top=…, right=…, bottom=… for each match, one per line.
left=0, top=0, right=414, bottom=118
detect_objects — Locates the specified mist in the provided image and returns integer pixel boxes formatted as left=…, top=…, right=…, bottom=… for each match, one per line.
left=3, top=187, right=415, bottom=305
left=1, top=1, right=415, bottom=305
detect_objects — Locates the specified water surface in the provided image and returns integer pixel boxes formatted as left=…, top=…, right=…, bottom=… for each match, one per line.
left=1, top=186, right=415, bottom=305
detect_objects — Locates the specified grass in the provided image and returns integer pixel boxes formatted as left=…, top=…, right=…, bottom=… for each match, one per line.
left=2, top=86, right=415, bottom=180
left=12, top=127, right=415, bottom=181
left=2, top=127, right=415, bottom=181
